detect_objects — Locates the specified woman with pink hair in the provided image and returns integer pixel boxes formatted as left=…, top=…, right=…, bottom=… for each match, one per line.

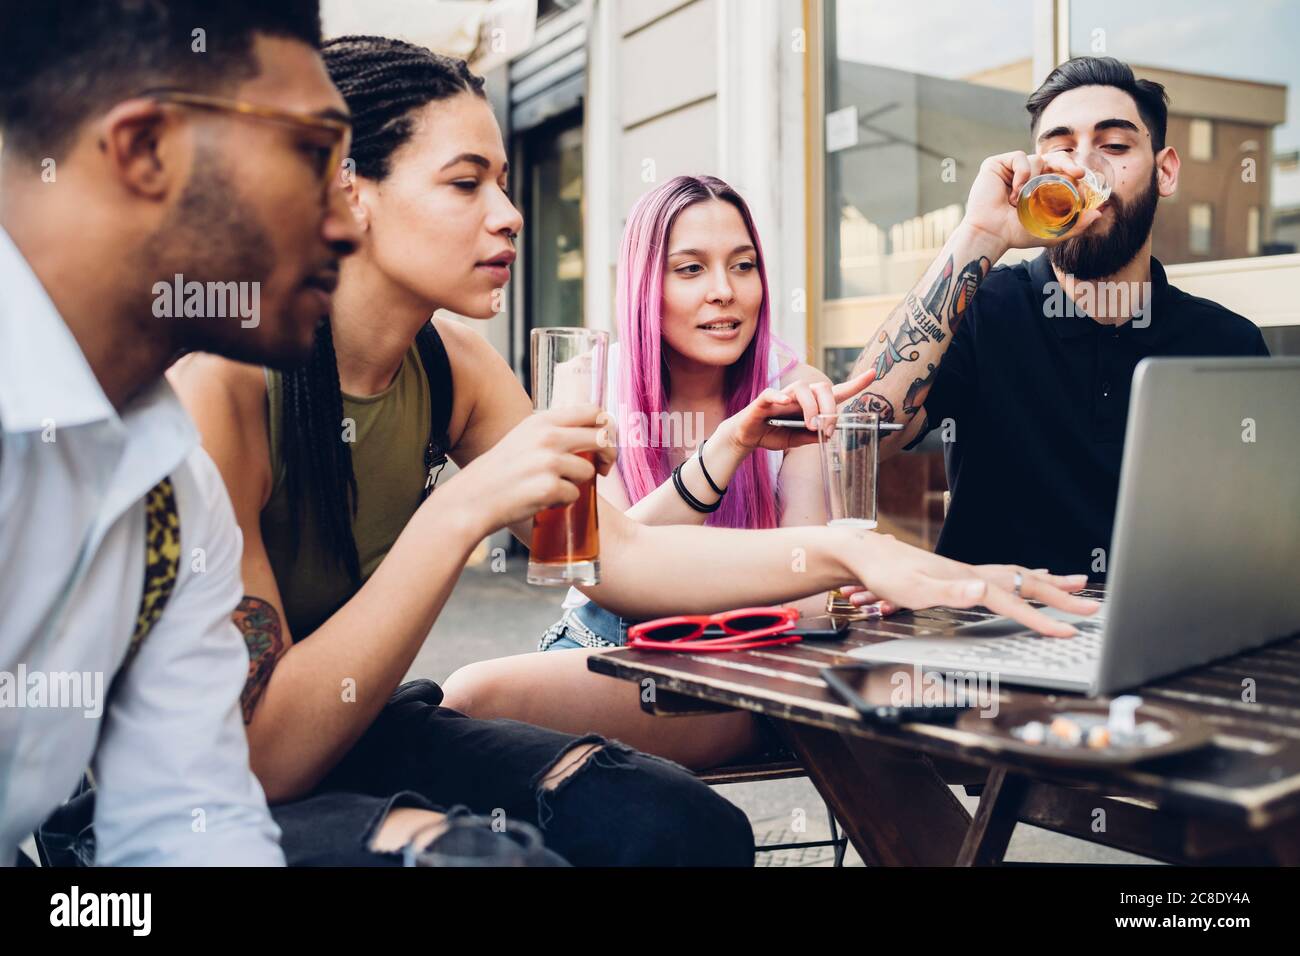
left=539, top=174, right=876, bottom=651
left=442, top=175, right=877, bottom=767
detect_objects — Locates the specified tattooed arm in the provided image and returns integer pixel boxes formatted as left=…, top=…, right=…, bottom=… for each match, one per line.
left=843, top=226, right=999, bottom=459
left=233, top=596, right=285, bottom=725
left=842, top=149, right=1102, bottom=460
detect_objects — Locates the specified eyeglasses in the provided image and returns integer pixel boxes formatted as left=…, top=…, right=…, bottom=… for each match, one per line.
left=139, top=89, right=352, bottom=189
left=627, top=606, right=801, bottom=652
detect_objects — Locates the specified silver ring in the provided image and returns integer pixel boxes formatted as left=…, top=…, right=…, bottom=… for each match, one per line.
left=1013, top=571, right=1024, bottom=597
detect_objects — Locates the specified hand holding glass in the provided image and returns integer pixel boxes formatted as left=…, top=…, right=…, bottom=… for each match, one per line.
left=1017, top=151, right=1113, bottom=240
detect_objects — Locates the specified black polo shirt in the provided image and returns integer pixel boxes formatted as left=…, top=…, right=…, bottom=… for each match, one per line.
left=911, top=253, right=1269, bottom=577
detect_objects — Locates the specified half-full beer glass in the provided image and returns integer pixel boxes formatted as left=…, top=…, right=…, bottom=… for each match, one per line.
left=527, top=327, right=609, bottom=586
left=1017, top=150, right=1113, bottom=240
left=816, top=411, right=880, bottom=619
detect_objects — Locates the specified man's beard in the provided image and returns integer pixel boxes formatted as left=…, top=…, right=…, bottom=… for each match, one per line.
left=141, top=147, right=281, bottom=362
left=1048, top=168, right=1159, bottom=281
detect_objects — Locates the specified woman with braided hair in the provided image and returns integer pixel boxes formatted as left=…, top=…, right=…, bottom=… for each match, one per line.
left=170, top=35, right=1097, bottom=867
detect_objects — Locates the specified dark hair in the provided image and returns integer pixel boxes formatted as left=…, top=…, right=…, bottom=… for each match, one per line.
left=0, top=0, right=322, bottom=159
left=280, top=35, right=484, bottom=584
left=1026, top=56, right=1169, bottom=152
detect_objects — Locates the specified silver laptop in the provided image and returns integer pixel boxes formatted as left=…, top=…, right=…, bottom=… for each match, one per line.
left=849, top=357, right=1300, bottom=695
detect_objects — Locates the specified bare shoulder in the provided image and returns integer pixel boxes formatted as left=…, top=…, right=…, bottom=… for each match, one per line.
left=430, top=315, right=520, bottom=451
left=432, top=314, right=505, bottom=365
left=779, top=361, right=832, bottom=389
left=167, top=353, right=271, bottom=507
left=168, top=353, right=267, bottom=423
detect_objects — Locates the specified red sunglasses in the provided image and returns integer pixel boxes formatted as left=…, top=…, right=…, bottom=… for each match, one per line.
left=627, top=606, right=801, bottom=652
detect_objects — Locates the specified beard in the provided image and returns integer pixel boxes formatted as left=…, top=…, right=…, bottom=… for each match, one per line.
left=1048, top=168, right=1159, bottom=281
left=141, top=146, right=282, bottom=363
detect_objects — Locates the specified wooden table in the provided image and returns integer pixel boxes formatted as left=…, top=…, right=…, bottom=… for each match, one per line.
left=587, top=586, right=1300, bottom=865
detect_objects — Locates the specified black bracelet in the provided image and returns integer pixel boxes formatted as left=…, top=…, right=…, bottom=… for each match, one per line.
left=672, top=459, right=723, bottom=513
left=696, top=437, right=728, bottom=497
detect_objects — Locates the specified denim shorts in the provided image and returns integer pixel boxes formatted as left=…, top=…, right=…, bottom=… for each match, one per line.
left=538, top=600, right=633, bottom=651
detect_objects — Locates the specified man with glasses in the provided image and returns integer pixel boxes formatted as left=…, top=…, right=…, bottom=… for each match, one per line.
left=0, top=0, right=359, bottom=864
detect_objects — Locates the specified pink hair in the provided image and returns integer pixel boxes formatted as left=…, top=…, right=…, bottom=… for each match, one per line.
left=615, top=175, right=798, bottom=529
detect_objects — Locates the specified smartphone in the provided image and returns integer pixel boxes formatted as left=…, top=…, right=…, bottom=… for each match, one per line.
left=765, top=417, right=902, bottom=431
left=784, top=615, right=851, bottom=641
left=821, top=662, right=975, bottom=725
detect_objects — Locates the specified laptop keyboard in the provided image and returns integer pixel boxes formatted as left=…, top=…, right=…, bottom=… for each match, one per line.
left=934, top=618, right=1105, bottom=673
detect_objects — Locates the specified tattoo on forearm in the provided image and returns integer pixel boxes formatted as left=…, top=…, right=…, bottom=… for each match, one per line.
left=922, top=255, right=953, bottom=315
left=234, top=596, right=284, bottom=724
left=906, top=293, right=946, bottom=345
left=848, top=253, right=993, bottom=420
left=903, top=363, right=938, bottom=415
left=949, top=256, right=991, bottom=332
left=844, top=391, right=896, bottom=424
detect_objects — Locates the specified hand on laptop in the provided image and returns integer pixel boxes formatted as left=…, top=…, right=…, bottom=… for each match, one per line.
left=836, top=530, right=1099, bottom=637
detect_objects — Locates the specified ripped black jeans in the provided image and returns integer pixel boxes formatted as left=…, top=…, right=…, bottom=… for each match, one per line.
left=270, top=680, right=755, bottom=867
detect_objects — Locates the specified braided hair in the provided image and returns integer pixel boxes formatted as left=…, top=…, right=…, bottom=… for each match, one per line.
left=279, top=36, right=485, bottom=584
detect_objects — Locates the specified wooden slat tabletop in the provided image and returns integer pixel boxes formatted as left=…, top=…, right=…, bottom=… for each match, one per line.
left=588, top=587, right=1300, bottom=830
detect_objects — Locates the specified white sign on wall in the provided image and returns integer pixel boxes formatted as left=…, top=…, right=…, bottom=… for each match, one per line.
left=825, top=105, right=859, bottom=154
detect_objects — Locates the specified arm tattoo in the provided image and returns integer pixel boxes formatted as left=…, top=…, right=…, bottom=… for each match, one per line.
left=871, top=304, right=927, bottom=380
left=866, top=257, right=957, bottom=382
left=949, top=256, right=991, bottom=332
left=846, top=253, right=992, bottom=424
left=922, top=255, right=953, bottom=315
left=903, top=363, right=938, bottom=415
left=233, top=596, right=284, bottom=724
left=844, top=391, right=896, bottom=424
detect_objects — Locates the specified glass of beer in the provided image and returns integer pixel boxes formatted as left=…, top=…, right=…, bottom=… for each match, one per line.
left=1017, top=150, right=1113, bottom=240
left=527, top=327, right=609, bottom=586
left=816, top=411, right=880, bottom=619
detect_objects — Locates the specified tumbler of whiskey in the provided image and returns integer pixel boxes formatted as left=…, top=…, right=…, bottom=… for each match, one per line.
left=1017, top=151, right=1113, bottom=240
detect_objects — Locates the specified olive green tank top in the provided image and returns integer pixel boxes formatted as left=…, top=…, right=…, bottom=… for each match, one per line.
left=261, top=330, right=453, bottom=639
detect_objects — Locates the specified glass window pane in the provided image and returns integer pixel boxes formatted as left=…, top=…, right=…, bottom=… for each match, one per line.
left=1070, top=1, right=1299, bottom=261
left=1189, top=202, right=1213, bottom=253
left=1189, top=118, right=1214, bottom=161
left=527, top=121, right=584, bottom=329
left=823, top=0, right=1036, bottom=301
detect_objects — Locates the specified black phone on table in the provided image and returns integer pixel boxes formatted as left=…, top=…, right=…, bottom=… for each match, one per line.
left=821, top=662, right=977, bottom=725
left=784, top=615, right=851, bottom=641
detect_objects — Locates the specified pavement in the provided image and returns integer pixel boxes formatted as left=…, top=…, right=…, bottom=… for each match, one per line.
left=408, top=556, right=1157, bottom=866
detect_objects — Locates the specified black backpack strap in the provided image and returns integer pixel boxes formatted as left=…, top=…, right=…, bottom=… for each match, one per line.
left=35, top=477, right=181, bottom=866
left=414, top=323, right=455, bottom=498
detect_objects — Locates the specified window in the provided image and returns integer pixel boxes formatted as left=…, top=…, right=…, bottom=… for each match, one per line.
left=822, top=0, right=1036, bottom=302
left=1189, top=202, right=1213, bottom=254
left=523, top=116, right=584, bottom=338
left=811, top=0, right=1300, bottom=376
left=1188, top=118, right=1214, bottom=161
left=1069, top=0, right=1298, bottom=263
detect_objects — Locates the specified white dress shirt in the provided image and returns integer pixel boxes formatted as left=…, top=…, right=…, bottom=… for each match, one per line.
left=0, top=225, right=283, bottom=865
